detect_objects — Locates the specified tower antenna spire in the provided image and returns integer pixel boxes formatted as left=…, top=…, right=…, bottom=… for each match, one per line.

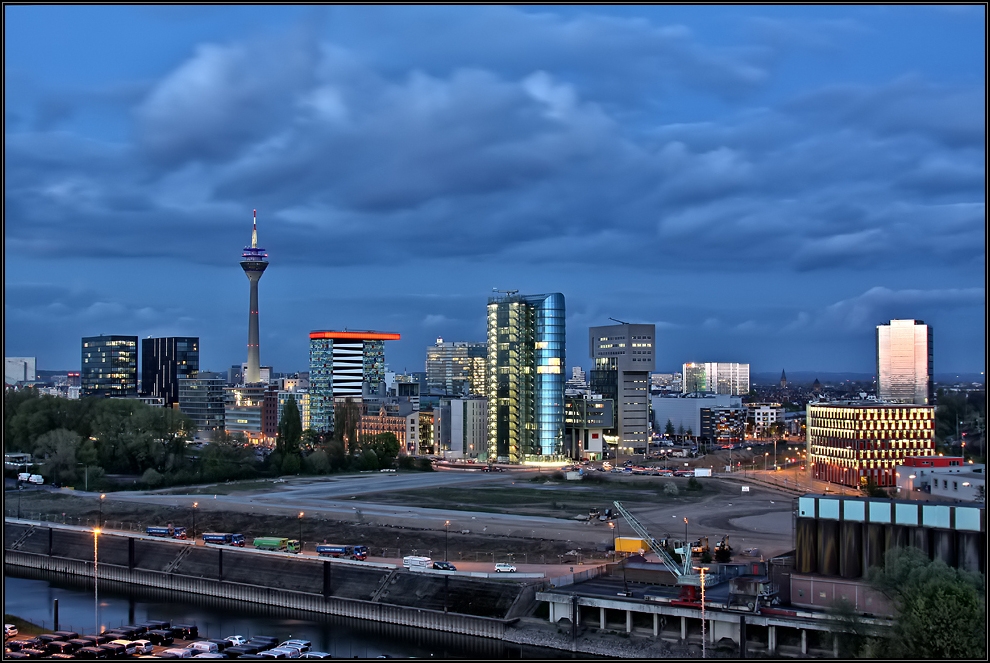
left=251, top=209, right=258, bottom=249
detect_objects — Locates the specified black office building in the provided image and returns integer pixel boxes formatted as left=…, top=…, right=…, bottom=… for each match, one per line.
left=81, top=335, right=139, bottom=398
left=141, top=337, right=200, bottom=407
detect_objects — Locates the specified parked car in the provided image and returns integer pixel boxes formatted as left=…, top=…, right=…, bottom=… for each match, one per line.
left=5, top=623, right=19, bottom=637
left=301, top=653, right=332, bottom=659
left=432, top=561, right=456, bottom=571
left=76, top=646, right=110, bottom=659
left=131, top=639, right=155, bottom=654
left=147, top=630, right=175, bottom=646
left=162, top=647, right=194, bottom=658
left=225, top=635, right=247, bottom=647
left=494, top=562, right=517, bottom=573
left=279, top=639, right=311, bottom=653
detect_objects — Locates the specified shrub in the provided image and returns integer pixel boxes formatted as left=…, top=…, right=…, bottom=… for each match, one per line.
left=141, top=468, right=164, bottom=488
left=687, top=477, right=702, bottom=491
left=663, top=482, right=679, bottom=496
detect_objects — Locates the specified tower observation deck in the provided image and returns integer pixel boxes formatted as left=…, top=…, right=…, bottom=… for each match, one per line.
left=241, top=210, right=269, bottom=384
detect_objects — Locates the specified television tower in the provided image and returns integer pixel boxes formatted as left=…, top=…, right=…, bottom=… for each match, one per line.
left=241, top=209, right=268, bottom=384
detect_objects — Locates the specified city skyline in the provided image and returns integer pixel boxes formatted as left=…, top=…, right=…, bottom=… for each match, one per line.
left=5, top=6, right=985, bottom=376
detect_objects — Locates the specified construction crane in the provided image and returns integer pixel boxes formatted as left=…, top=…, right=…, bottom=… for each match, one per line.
left=608, top=317, right=629, bottom=325
left=492, top=288, right=519, bottom=297
left=612, top=501, right=715, bottom=589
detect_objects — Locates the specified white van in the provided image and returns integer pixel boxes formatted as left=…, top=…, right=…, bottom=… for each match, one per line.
left=163, top=648, right=194, bottom=658
left=402, top=555, right=433, bottom=570
left=186, top=640, right=220, bottom=654
left=111, top=639, right=139, bottom=655
left=494, top=562, right=517, bottom=573
left=17, top=472, right=31, bottom=483
left=28, top=474, right=44, bottom=485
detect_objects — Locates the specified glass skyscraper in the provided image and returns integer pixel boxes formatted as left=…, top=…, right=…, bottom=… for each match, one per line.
left=141, top=336, right=199, bottom=407
left=487, top=292, right=565, bottom=463
left=308, top=330, right=401, bottom=433
left=681, top=362, right=750, bottom=396
left=81, top=335, right=138, bottom=398
left=876, top=319, right=933, bottom=405
left=425, top=339, right=487, bottom=395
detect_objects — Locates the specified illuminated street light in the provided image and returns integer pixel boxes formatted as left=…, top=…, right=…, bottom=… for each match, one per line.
left=444, top=520, right=450, bottom=561
left=298, top=512, right=304, bottom=551
left=192, top=502, right=198, bottom=544
left=694, top=566, right=710, bottom=658
left=93, top=528, right=101, bottom=634
left=99, top=494, right=106, bottom=529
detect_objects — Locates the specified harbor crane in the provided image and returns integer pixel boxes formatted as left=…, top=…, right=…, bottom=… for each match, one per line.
left=612, top=501, right=716, bottom=590
left=608, top=317, right=629, bottom=325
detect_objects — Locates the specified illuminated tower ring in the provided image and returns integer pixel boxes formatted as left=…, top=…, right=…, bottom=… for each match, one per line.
left=241, top=210, right=268, bottom=384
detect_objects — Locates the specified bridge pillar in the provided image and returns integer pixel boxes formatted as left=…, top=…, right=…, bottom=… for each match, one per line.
left=801, top=629, right=807, bottom=655
left=626, top=610, right=632, bottom=633
left=600, top=607, right=606, bottom=630
left=833, top=634, right=839, bottom=658
left=653, top=613, right=658, bottom=637
left=681, top=616, right=687, bottom=641
left=769, top=625, right=777, bottom=654
left=548, top=601, right=555, bottom=622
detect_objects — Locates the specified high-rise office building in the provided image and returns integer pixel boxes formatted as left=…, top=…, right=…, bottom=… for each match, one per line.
left=179, top=371, right=226, bottom=433
left=876, top=319, right=933, bottom=405
left=425, top=338, right=486, bottom=395
left=5, top=357, right=37, bottom=385
left=590, top=323, right=655, bottom=457
left=486, top=292, right=565, bottom=463
left=240, top=210, right=269, bottom=384
left=308, top=330, right=401, bottom=433
left=224, top=384, right=267, bottom=442
left=141, top=337, right=199, bottom=407
left=681, top=362, right=750, bottom=396
left=81, top=335, right=138, bottom=398
left=807, top=401, right=935, bottom=488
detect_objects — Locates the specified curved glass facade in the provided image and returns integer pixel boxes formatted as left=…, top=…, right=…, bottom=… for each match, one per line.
left=487, top=292, right=565, bottom=463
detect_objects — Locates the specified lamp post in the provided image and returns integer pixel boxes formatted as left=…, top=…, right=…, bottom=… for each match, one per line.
left=18, top=484, right=23, bottom=519
left=764, top=452, right=769, bottom=473
left=93, top=528, right=101, bottom=634
left=444, top=520, right=450, bottom=561
left=298, top=512, right=304, bottom=551
left=683, top=517, right=689, bottom=574
left=192, top=502, right=198, bottom=544
left=99, top=493, right=105, bottom=529
left=694, top=566, right=709, bottom=658
left=608, top=521, right=616, bottom=559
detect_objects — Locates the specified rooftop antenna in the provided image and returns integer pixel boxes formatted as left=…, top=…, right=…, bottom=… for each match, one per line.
left=492, top=288, right=519, bottom=296
left=251, top=209, right=258, bottom=249
left=609, top=317, right=630, bottom=325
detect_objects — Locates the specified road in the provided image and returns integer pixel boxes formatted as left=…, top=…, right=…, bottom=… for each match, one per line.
left=73, top=468, right=798, bottom=559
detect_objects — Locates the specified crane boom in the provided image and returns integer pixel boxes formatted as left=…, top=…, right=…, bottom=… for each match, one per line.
left=613, top=501, right=714, bottom=587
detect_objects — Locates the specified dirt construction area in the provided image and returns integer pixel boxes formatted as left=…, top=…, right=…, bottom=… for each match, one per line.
left=5, top=468, right=799, bottom=565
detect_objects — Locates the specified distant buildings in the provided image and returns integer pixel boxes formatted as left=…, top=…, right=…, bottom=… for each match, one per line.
left=5, top=357, right=36, bottom=385
left=240, top=210, right=269, bottom=385
left=682, top=362, right=750, bottom=396
left=81, top=335, right=138, bottom=398
left=806, top=401, right=935, bottom=488
left=178, top=371, right=226, bottom=434
left=425, top=338, right=486, bottom=396
left=564, top=394, right=613, bottom=460
left=876, top=319, right=933, bottom=405
left=487, top=292, right=565, bottom=463
left=747, top=402, right=785, bottom=436
left=223, top=384, right=268, bottom=442
left=308, top=330, right=401, bottom=433
left=652, top=392, right=742, bottom=440
left=894, top=456, right=985, bottom=502
left=141, top=337, right=199, bottom=407
left=435, top=396, right=487, bottom=459
left=589, top=323, right=655, bottom=457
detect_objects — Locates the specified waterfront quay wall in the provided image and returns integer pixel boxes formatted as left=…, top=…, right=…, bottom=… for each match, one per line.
left=4, top=520, right=531, bottom=640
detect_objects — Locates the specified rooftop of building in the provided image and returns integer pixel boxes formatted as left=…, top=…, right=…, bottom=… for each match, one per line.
left=309, top=330, right=401, bottom=340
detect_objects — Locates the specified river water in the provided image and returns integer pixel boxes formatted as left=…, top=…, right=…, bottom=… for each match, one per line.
left=4, top=567, right=581, bottom=658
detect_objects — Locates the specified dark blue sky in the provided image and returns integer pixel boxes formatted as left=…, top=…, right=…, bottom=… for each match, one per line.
left=4, top=6, right=985, bottom=376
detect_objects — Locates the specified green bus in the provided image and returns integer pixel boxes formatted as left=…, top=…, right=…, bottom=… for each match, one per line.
left=253, top=537, right=301, bottom=553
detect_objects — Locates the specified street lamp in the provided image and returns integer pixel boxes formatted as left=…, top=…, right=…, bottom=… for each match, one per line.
left=764, top=452, right=769, bottom=472
left=693, top=566, right=710, bottom=659
left=608, top=521, right=616, bottom=558
left=298, top=512, right=304, bottom=551
left=93, top=528, right=101, bottom=634
left=17, top=484, right=23, bottom=519
left=683, top=517, right=689, bottom=574
left=192, top=502, right=198, bottom=544
left=444, top=520, right=450, bottom=561
left=99, top=494, right=105, bottom=529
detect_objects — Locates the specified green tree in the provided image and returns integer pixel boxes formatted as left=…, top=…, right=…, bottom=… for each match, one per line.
left=861, top=477, right=889, bottom=498
left=303, top=449, right=331, bottom=474
left=33, top=428, right=82, bottom=485
left=664, top=419, right=675, bottom=438
left=868, top=546, right=986, bottom=659
left=333, top=398, right=361, bottom=452
left=363, top=432, right=401, bottom=468
left=277, top=395, right=302, bottom=458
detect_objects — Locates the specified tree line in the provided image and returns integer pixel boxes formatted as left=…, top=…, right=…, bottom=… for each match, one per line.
left=4, top=389, right=429, bottom=490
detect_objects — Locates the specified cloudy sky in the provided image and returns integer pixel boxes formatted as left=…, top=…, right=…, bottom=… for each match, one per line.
left=4, top=5, right=985, bottom=378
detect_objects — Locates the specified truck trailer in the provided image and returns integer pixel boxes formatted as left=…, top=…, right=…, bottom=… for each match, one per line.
left=253, top=537, right=301, bottom=553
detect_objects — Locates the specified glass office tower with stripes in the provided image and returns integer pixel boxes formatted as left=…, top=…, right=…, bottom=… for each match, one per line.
left=486, top=292, right=565, bottom=463
left=308, top=330, right=401, bottom=433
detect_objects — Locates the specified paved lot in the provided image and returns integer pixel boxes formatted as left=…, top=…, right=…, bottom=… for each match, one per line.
left=69, top=469, right=800, bottom=560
